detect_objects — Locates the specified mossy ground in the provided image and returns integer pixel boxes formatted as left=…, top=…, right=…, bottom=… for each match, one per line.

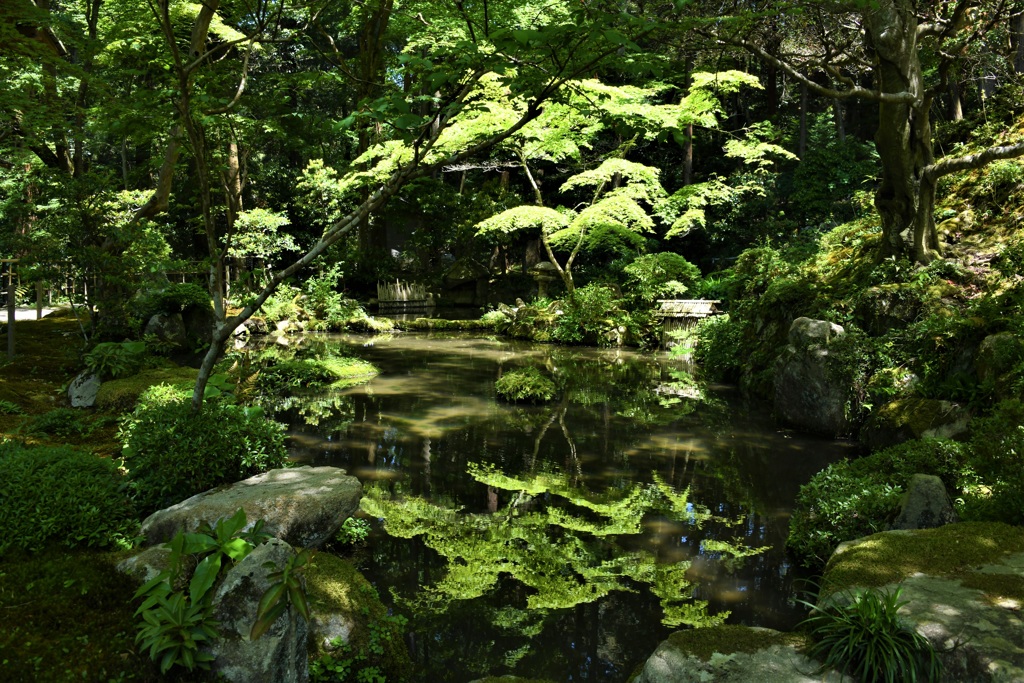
left=0, top=548, right=176, bottom=682
left=95, top=366, right=199, bottom=413
left=821, top=522, right=1024, bottom=600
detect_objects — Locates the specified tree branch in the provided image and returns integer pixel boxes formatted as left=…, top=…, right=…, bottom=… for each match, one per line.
left=721, top=35, right=917, bottom=104
left=925, top=140, right=1024, bottom=182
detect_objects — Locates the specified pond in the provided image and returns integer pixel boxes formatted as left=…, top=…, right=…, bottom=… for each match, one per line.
left=273, top=333, right=858, bottom=682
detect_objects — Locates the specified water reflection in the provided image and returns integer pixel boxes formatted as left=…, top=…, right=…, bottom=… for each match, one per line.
left=272, top=333, right=858, bottom=682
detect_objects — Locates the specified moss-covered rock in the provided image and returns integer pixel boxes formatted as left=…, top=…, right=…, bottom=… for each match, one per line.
left=258, top=357, right=379, bottom=394
left=305, top=553, right=412, bottom=682
left=94, top=366, right=199, bottom=412
left=629, top=626, right=823, bottom=683
left=821, top=522, right=1024, bottom=598
left=975, top=332, right=1024, bottom=400
left=859, top=398, right=970, bottom=451
left=821, top=523, right=1024, bottom=682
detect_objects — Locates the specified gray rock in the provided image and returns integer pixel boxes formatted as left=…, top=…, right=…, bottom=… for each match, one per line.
left=68, top=370, right=101, bottom=407
left=788, top=317, right=844, bottom=348
left=891, top=474, right=959, bottom=530
left=859, top=398, right=970, bottom=451
left=209, top=538, right=309, bottom=683
left=140, top=466, right=362, bottom=548
left=774, top=318, right=852, bottom=436
left=633, top=630, right=841, bottom=683
left=144, top=312, right=188, bottom=349
left=116, top=545, right=173, bottom=584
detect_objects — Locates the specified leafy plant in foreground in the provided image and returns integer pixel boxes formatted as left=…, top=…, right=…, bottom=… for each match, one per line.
left=336, top=517, right=371, bottom=546
left=133, top=508, right=258, bottom=674
left=801, top=587, right=941, bottom=683
left=84, top=340, right=147, bottom=379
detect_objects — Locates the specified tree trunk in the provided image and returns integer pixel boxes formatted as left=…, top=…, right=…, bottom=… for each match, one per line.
left=865, top=1, right=938, bottom=262
left=949, top=80, right=964, bottom=121
left=1014, top=13, right=1024, bottom=74
left=797, top=81, right=808, bottom=159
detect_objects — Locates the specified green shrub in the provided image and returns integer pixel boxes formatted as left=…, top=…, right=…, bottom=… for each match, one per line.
left=801, top=586, right=941, bottom=683
left=135, top=282, right=212, bottom=320
left=254, top=285, right=303, bottom=326
left=788, top=461, right=903, bottom=567
left=84, top=340, right=148, bottom=379
left=963, top=400, right=1024, bottom=524
left=0, top=442, right=136, bottom=556
left=0, top=399, right=23, bottom=415
left=495, top=367, right=556, bottom=402
left=788, top=438, right=975, bottom=567
left=119, top=390, right=288, bottom=514
left=24, top=407, right=93, bottom=439
left=693, top=314, right=743, bottom=382
left=622, top=252, right=701, bottom=305
left=553, top=283, right=626, bottom=345
left=335, top=517, right=371, bottom=546
left=258, top=357, right=379, bottom=394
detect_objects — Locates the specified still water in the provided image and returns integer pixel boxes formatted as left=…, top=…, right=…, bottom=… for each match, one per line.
left=275, top=333, right=858, bottom=682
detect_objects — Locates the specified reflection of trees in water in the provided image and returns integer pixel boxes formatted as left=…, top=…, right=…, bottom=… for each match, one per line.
left=362, top=466, right=767, bottom=624
left=362, top=465, right=769, bottom=680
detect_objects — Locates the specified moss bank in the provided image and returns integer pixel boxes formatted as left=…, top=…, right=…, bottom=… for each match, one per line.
left=821, top=522, right=1024, bottom=599
left=0, top=549, right=170, bottom=682
left=95, top=365, right=199, bottom=412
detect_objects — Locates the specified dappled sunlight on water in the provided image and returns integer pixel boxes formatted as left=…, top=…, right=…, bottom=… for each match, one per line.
left=267, top=332, right=859, bottom=682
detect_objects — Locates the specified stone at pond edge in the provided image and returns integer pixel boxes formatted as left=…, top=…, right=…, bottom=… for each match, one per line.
left=631, top=626, right=840, bottom=682
left=209, top=538, right=309, bottom=683
left=859, top=398, right=970, bottom=451
left=305, top=554, right=412, bottom=682
left=140, top=466, right=362, bottom=548
left=890, top=473, right=958, bottom=531
left=68, top=370, right=101, bottom=408
left=774, top=317, right=852, bottom=436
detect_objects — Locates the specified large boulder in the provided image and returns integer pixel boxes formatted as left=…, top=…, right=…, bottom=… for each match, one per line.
left=890, top=474, right=959, bottom=531
left=774, top=317, right=852, bottom=436
left=143, top=312, right=188, bottom=349
left=209, top=538, right=309, bottom=683
left=823, top=523, right=1024, bottom=682
left=631, top=626, right=838, bottom=683
left=859, top=398, right=970, bottom=451
left=140, top=466, right=362, bottom=548
left=67, top=370, right=101, bottom=408
left=855, top=284, right=925, bottom=335
left=182, top=304, right=217, bottom=348
left=975, top=332, right=1024, bottom=400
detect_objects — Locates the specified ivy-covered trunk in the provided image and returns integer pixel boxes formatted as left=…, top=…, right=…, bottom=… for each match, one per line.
left=866, top=0, right=940, bottom=264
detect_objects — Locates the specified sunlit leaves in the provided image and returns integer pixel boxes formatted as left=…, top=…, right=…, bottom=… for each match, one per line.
left=475, top=205, right=570, bottom=237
